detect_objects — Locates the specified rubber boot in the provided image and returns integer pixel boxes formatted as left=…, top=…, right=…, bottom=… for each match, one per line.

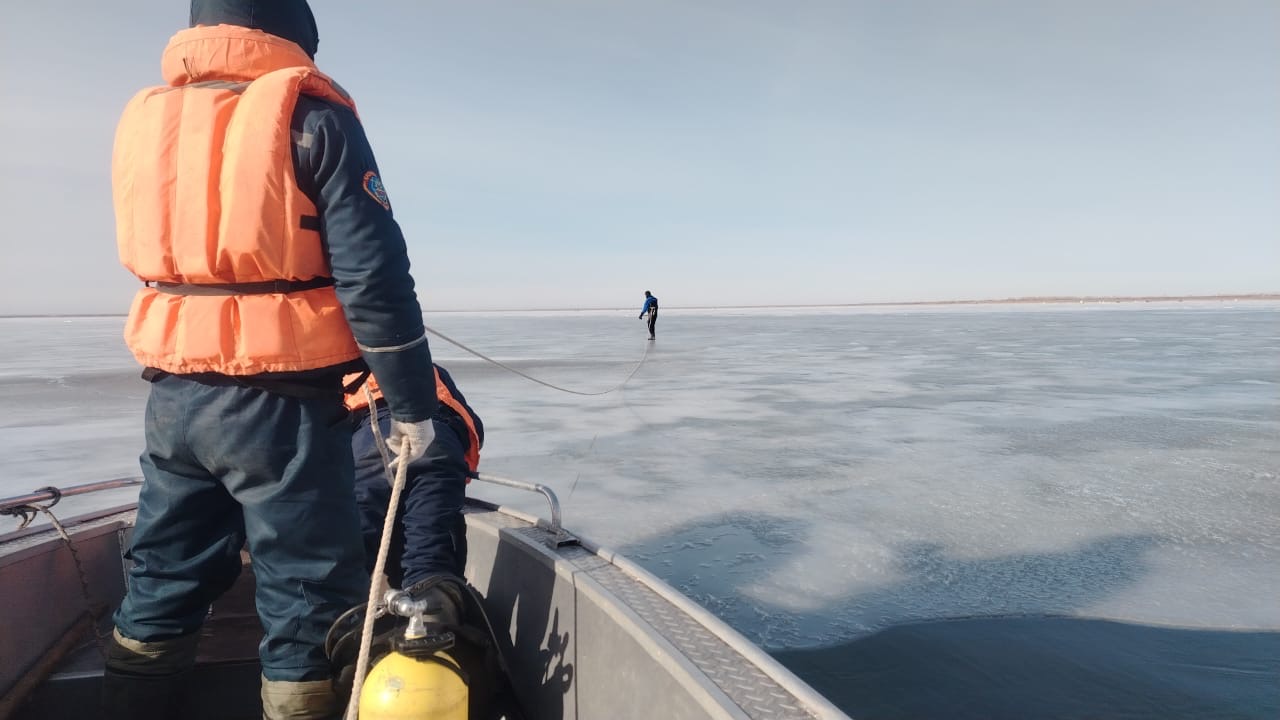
left=101, top=628, right=200, bottom=720
left=101, top=668, right=191, bottom=720
left=261, top=676, right=341, bottom=720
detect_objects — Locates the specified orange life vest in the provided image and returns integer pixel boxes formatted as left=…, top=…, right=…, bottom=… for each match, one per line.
left=113, top=24, right=362, bottom=375
left=346, top=370, right=482, bottom=474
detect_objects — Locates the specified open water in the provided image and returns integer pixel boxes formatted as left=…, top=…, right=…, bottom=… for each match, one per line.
left=1, top=302, right=1278, bottom=719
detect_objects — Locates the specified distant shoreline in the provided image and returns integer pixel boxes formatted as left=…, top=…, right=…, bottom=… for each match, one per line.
left=623, top=293, right=1280, bottom=312
left=3, top=293, right=1277, bottom=319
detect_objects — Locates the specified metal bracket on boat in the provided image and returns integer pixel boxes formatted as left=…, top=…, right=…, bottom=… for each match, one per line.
left=470, top=472, right=579, bottom=548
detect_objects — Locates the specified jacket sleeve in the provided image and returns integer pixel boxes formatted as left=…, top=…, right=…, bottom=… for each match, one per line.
left=293, top=98, right=437, bottom=422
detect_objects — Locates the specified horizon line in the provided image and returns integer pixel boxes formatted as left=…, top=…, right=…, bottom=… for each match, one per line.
left=3, top=293, right=1278, bottom=319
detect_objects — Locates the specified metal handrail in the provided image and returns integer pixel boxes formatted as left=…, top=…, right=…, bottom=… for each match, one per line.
left=470, top=472, right=576, bottom=546
left=2, top=473, right=578, bottom=544
left=0, top=478, right=143, bottom=514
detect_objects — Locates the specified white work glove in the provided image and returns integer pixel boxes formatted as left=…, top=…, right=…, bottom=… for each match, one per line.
left=387, top=419, right=435, bottom=476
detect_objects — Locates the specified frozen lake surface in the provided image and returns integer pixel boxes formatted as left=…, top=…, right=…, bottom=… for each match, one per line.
left=2, top=302, right=1278, bottom=718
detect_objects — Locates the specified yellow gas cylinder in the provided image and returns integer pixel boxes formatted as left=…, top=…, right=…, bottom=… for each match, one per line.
left=359, top=650, right=468, bottom=720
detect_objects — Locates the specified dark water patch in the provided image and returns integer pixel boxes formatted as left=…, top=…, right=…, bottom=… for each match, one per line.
left=844, top=537, right=1158, bottom=631
left=774, top=617, right=1280, bottom=720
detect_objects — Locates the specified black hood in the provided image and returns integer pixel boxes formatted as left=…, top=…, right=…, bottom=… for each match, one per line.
left=190, top=0, right=319, bottom=58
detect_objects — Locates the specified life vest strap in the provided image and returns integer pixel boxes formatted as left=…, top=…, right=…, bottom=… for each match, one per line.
left=150, top=277, right=336, bottom=296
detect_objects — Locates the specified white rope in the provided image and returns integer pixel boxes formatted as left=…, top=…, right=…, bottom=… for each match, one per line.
left=423, top=323, right=651, bottom=396
left=344, top=401, right=411, bottom=720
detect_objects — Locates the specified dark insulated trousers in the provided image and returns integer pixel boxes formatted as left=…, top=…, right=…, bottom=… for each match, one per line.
left=351, top=403, right=469, bottom=588
left=112, top=374, right=368, bottom=681
left=647, top=309, right=658, bottom=338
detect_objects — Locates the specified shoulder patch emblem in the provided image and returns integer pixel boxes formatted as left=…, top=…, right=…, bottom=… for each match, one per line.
left=362, top=171, right=391, bottom=211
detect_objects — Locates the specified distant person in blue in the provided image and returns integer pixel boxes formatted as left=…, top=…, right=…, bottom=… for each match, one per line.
left=639, top=290, right=659, bottom=340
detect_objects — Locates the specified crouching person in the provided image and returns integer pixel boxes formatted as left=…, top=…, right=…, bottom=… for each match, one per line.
left=346, top=364, right=482, bottom=596
left=328, top=366, right=527, bottom=717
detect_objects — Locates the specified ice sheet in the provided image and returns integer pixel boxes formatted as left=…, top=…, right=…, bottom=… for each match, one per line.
left=1, top=303, right=1277, bottom=651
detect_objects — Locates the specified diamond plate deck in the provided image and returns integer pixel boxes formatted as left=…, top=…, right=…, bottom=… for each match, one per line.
left=466, top=507, right=820, bottom=719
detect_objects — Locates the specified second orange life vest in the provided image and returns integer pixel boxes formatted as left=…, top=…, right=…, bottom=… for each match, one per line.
left=346, top=371, right=483, bottom=474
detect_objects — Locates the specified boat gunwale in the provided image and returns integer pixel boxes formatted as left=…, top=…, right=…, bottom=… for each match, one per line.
left=2, top=495, right=851, bottom=720
left=579, top=536, right=850, bottom=719
left=0, top=506, right=135, bottom=564
left=467, top=498, right=850, bottom=719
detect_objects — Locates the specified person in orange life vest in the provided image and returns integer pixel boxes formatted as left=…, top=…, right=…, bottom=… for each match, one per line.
left=106, top=1, right=439, bottom=718
left=345, top=365, right=482, bottom=597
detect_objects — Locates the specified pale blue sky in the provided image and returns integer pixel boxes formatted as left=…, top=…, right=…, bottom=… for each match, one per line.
left=1, top=1, right=1277, bottom=313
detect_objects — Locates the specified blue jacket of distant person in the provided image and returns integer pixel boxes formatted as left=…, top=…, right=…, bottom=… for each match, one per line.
left=639, top=295, right=659, bottom=318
